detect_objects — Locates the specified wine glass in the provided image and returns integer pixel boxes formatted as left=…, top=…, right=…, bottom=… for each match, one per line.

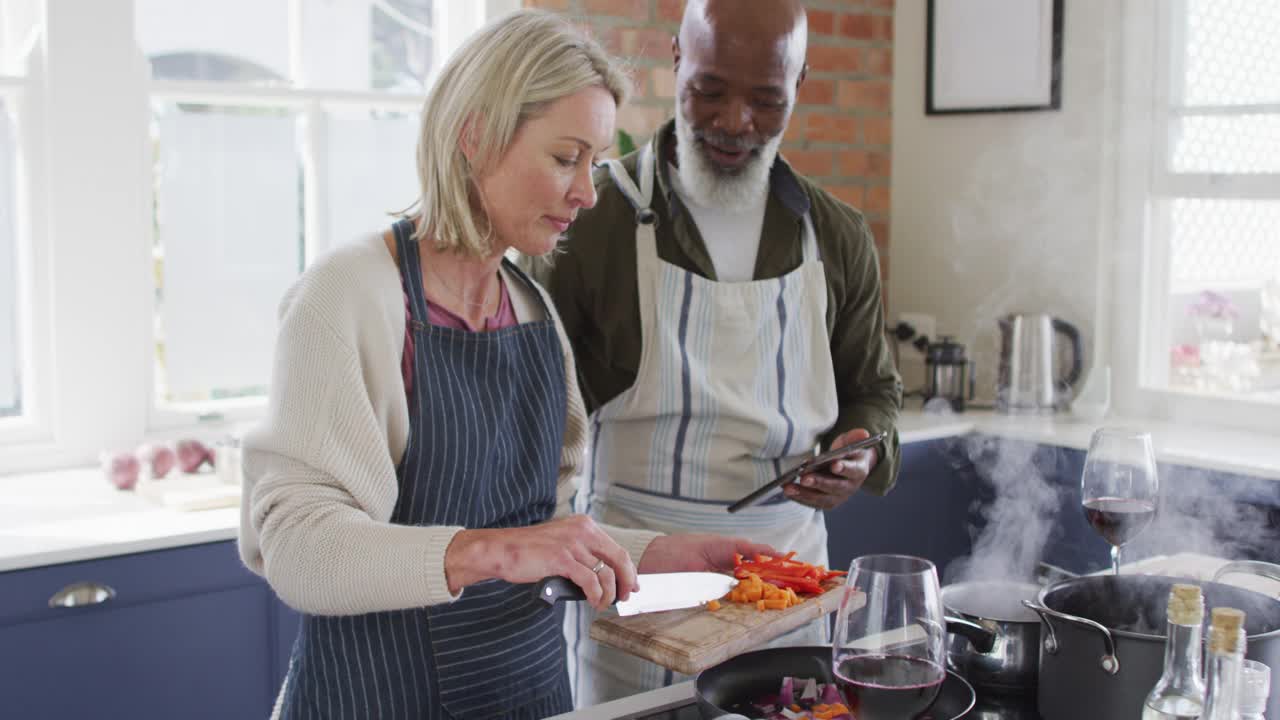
left=832, top=554, right=947, bottom=720
left=1080, top=427, right=1159, bottom=575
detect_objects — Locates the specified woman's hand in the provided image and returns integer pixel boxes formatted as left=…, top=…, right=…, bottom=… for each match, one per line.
left=637, top=533, right=779, bottom=574
left=444, top=515, right=637, bottom=611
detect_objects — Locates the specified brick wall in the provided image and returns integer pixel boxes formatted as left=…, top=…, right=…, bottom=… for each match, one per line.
left=522, top=0, right=895, bottom=293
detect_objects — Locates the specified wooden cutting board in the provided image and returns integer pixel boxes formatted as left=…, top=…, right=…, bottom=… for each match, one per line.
left=588, top=577, right=861, bottom=676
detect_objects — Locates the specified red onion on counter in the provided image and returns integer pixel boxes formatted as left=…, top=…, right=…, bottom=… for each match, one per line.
left=135, top=443, right=177, bottom=479
left=102, top=439, right=216, bottom=489
left=175, top=439, right=215, bottom=473
left=100, top=452, right=140, bottom=490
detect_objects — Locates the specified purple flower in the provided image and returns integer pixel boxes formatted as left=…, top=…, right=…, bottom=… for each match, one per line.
left=1187, top=290, right=1238, bottom=319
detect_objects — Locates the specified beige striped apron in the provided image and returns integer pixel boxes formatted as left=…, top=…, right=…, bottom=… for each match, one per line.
left=566, top=142, right=841, bottom=706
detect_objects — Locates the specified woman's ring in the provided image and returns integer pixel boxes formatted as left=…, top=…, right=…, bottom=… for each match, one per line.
left=590, top=559, right=606, bottom=574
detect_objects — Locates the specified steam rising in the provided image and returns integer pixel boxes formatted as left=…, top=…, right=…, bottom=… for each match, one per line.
left=942, top=434, right=1060, bottom=585
left=940, top=432, right=1277, bottom=587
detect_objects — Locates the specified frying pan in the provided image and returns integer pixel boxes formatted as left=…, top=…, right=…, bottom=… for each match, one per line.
left=694, top=645, right=976, bottom=719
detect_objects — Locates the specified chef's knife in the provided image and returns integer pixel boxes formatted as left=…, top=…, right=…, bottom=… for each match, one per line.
left=534, top=572, right=738, bottom=616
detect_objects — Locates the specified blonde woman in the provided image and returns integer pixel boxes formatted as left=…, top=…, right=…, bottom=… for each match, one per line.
left=239, top=10, right=772, bottom=719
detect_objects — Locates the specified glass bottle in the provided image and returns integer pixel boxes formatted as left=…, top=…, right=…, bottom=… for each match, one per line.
left=1141, top=584, right=1206, bottom=720
left=1236, top=658, right=1270, bottom=720
left=1202, top=607, right=1248, bottom=720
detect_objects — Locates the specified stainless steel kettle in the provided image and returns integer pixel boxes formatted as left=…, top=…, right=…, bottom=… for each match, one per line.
left=996, top=313, right=1083, bottom=414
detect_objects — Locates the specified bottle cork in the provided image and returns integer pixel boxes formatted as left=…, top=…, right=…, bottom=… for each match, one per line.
left=1209, top=607, right=1246, bottom=655
left=1167, top=584, right=1204, bottom=626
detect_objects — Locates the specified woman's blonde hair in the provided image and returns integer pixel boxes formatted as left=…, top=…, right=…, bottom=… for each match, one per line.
left=409, top=9, right=630, bottom=257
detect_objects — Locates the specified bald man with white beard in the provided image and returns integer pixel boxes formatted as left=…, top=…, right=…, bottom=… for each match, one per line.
left=534, top=0, right=904, bottom=705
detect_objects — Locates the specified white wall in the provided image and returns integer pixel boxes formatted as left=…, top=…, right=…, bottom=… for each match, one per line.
left=889, top=0, right=1111, bottom=402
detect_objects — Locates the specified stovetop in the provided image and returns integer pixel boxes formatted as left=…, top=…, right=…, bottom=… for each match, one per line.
left=631, top=688, right=1042, bottom=720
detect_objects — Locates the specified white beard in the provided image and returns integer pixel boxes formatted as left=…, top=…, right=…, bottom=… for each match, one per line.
left=673, top=109, right=781, bottom=212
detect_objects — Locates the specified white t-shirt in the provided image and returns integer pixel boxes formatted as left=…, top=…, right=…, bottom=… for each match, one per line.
left=668, top=163, right=768, bottom=283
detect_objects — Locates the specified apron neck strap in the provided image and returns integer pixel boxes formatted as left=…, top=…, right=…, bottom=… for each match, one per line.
left=605, top=143, right=656, bottom=224
left=801, top=212, right=818, bottom=264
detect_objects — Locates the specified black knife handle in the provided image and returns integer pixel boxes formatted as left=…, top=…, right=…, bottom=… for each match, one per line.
left=534, top=576, right=587, bottom=604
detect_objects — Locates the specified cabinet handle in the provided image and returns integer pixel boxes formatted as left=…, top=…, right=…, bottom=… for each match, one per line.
left=48, top=581, right=117, bottom=608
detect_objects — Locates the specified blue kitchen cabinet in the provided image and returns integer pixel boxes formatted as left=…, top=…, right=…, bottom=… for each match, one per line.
left=825, top=438, right=982, bottom=577
left=0, top=541, right=277, bottom=720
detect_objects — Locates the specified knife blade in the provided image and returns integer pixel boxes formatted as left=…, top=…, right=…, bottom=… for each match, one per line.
left=534, top=572, right=738, bottom=616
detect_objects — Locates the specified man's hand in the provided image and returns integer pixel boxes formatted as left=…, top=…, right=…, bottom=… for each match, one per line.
left=783, top=428, right=880, bottom=511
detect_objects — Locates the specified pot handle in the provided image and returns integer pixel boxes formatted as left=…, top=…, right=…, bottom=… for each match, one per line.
left=945, top=615, right=997, bottom=654
left=1213, top=560, right=1280, bottom=585
left=1022, top=600, right=1120, bottom=676
left=1035, top=561, right=1079, bottom=586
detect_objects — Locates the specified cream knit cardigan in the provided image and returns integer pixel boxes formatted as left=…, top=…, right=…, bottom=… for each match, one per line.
left=238, top=234, right=660, bottom=616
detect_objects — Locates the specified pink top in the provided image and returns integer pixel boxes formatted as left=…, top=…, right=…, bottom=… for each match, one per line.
left=401, top=273, right=518, bottom=396
left=424, top=274, right=517, bottom=332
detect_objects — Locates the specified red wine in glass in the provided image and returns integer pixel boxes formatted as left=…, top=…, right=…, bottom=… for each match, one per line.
left=1080, top=428, right=1159, bottom=574
left=835, top=654, right=945, bottom=720
left=1083, top=496, right=1156, bottom=547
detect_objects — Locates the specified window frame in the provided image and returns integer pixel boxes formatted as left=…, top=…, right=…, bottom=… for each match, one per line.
left=0, top=0, right=498, bottom=473
left=0, top=49, right=55, bottom=456
left=1107, top=0, right=1280, bottom=432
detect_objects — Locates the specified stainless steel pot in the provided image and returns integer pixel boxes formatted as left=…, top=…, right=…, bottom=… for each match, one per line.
left=941, top=581, right=1042, bottom=692
left=1023, top=562, right=1280, bottom=720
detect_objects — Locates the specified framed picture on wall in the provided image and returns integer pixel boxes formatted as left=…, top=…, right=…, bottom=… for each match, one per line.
left=925, top=0, right=1064, bottom=114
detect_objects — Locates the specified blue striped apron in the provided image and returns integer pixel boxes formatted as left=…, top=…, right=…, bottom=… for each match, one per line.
left=567, top=142, right=840, bottom=706
left=278, top=219, right=572, bottom=719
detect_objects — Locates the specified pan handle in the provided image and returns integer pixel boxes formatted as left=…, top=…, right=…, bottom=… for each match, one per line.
left=1022, top=600, right=1120, bottom=676
left=1213, top=560, right=1280, bottom=585
left=1035, top=561, right=1079, bottom=586
left=945, top=615, right=997, bottom=654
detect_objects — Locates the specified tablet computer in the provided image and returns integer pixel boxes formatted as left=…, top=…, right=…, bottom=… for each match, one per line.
left=726, top=431, right=887, bottom=514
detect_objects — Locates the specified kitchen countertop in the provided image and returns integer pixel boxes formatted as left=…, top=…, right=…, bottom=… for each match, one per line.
left=2, top=409, right=1277, bottom=573
left=898, top=408, right=1280, bottom=482
left=0, top=468, right=240, bottom=572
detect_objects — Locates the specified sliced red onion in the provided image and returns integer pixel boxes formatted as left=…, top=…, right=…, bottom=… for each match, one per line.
left=778, top=676, right=794, bottom=706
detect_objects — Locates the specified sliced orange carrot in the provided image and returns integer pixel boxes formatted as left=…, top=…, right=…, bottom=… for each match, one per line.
left=706, top=599, right=721, bottom=611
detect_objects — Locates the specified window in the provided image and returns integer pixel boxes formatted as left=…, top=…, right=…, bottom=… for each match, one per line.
left=0, top=93, right=18, bottom=418
left=0, top=0, right=495, bottom=472
left=1115, top=0, right=1280, bottom=427
left=1152, top=1, right=1280, bottom=400
left=0, top=0, right=39, bottom=424
left=138, top=1, right=448, bottom=416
